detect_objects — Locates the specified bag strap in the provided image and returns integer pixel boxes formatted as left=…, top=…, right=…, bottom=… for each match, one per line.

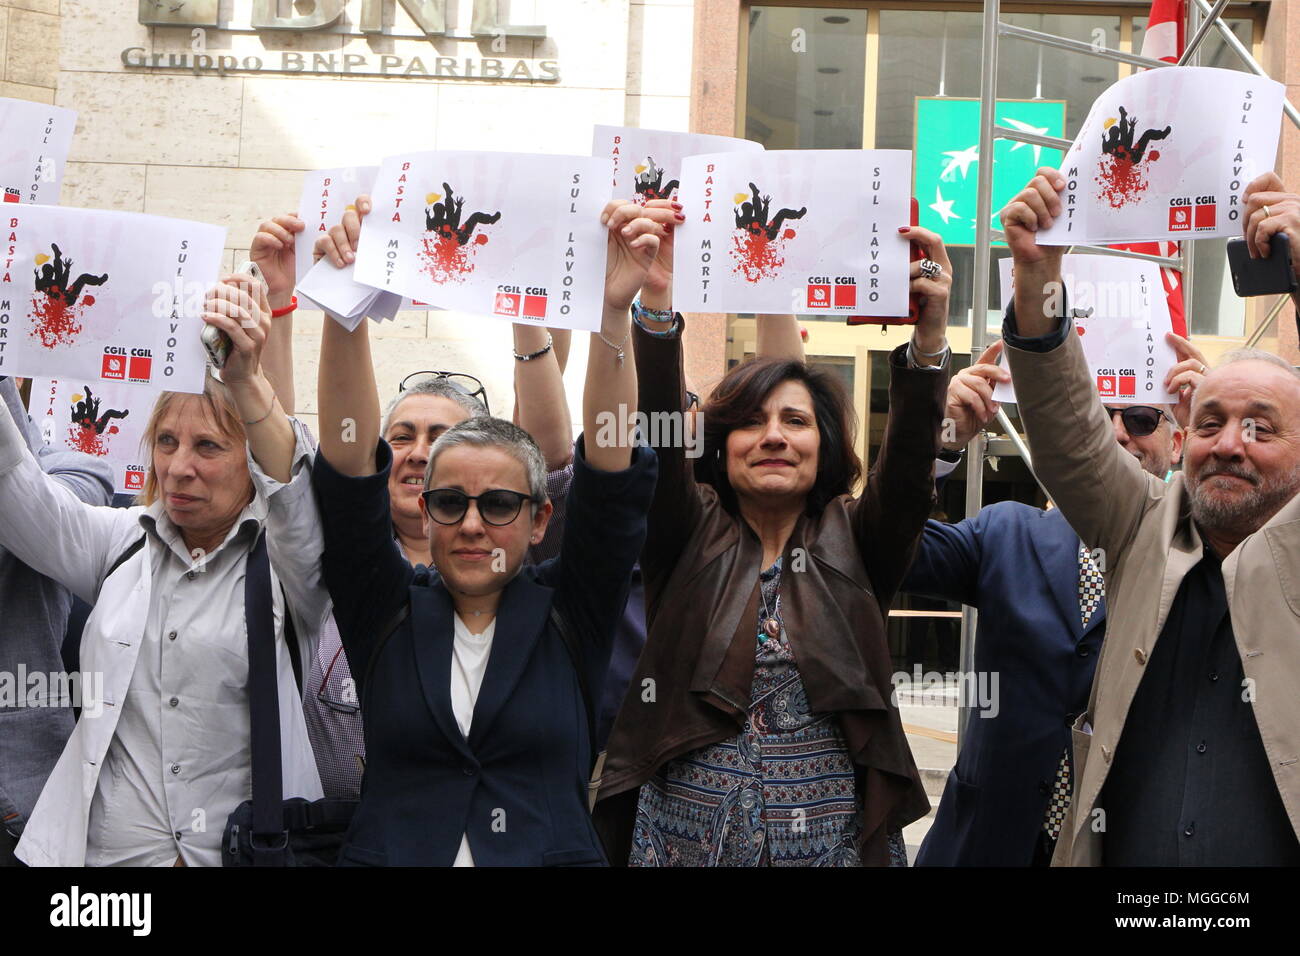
left=243, top=530, right=287, bottom=862
left=549, top=604, right=598, bottom=777
left=279, top=584, right=302, bottom=693
left=103, top=534, right=146, bottom=584
left=66, top=535, right=148, bottom=682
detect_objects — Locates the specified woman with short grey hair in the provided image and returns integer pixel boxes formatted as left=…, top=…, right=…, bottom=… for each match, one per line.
left=301, top=195, right=669, bottom=865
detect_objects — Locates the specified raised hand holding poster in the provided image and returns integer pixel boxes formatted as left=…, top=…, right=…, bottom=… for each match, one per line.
left=0, top=98, right=77, bottom=206
left=0, top=205, right=225, bottom=394
left=31, top=377, right=156, bottom=495
left=295, top=165, right=423, bottom=326
left=354, top=151, right=612, bottom=332
left=593, top=125, right=763, bottom=204
left=295, top=165, right=378, bottom=285
left=1037, top=67, right=1284, bottom=245
left=994, top=254, right=1178, bottom=405
left=673, top=149, right=913, bottom=316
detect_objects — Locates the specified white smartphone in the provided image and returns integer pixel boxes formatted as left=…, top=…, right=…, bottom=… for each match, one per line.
left=201, top=261, right=265, bottom=369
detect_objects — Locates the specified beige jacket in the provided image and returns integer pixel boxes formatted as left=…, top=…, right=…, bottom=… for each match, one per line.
left=1005, top=326, right=1300, bottom=866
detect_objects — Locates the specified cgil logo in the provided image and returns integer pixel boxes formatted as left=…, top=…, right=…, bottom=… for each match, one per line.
left=493, top=288, right=547, bottom=320
left=806, top=277, right=857, bottom=310
left=49, top=886, right=151, bottom=937
left=101, top=348, right=153, bottom=384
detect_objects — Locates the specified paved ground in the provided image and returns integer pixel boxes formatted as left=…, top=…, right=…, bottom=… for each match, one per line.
left=898, top=698, right=959, bottom=864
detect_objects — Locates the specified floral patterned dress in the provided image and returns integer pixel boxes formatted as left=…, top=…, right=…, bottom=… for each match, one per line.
left=630, top=558, right=907, bottom=867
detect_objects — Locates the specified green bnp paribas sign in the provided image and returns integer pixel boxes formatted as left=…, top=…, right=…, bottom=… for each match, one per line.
left=914, top=98, right=1067, bottom=247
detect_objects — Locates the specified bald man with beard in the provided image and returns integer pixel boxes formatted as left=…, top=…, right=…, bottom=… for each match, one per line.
left=998, top=166, right=1300, bottom=866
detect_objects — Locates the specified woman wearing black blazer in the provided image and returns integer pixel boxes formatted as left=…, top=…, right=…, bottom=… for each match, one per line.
left=305, top=196, right=667, bottom=866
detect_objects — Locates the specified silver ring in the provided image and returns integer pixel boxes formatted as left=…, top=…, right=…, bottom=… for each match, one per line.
left=1263, top=204, right=1272, bottom=219
left=1199, top=363, right=1207, bottom=375
left=919, top=258, right=943, bottom=280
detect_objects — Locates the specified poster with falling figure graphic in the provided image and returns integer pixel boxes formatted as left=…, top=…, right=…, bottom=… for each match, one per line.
left=0, top=205, right=225, bottom=394
left=354, top=151, right=612, bottom=332
left=993, top=254, right=1177, bottom=406
left=31, top=377, right=156, bottom=495
left=0, top=97, right=77, bottom=207
left=593, top=125, right=763, bottom=204
left=673, top=149, right=913, bottom=316
left=1036, top=67, right=1284, bottom=246
left=294, top=165, right=428, bottom=325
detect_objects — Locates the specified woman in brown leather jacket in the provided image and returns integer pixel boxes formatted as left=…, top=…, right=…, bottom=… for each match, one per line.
left=594, top=202, right=954, bottom=866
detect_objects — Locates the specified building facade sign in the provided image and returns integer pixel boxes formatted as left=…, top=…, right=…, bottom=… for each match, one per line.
left=129, top=0, right=556, bottom=81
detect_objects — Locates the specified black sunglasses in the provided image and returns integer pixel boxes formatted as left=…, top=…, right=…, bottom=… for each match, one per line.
left=398, top=370, right=490, bottom=415
left=1104, top=405, right=1171, bottom=438
left=421, top=488, right=535, bottom=526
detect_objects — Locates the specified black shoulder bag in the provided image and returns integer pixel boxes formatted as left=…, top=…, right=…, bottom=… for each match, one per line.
left=221, top=532, right=356, bottom=866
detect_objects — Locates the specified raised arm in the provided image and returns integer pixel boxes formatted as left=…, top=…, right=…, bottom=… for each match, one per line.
left=204, top=275, right=297, bottom=484
left=314, top=196, right=382, bottom=477
left=1000, top=169, right=1159, bottom=557
left=250, top=213, right=306, bottom=415
left=756, top=314, right=806, bottom=363
left=623, top=197, right=706, bottom=583
left=586, top=199, right=670, bottom=472
left=540, top=202, right=662, bottom=666
left=850, top=225, right=952, bottom=605
left=901, top=516, right=984, bottom=608
left=513, top=322, right=573, bottom=471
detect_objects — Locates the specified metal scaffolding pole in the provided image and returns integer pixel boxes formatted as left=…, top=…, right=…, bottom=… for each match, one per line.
left=958, top=0, right=1000, bottom=743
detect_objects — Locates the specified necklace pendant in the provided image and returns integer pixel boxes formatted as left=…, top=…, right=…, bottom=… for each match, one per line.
left=616, top=347, right=625, bottom=368
left=763, top=617, right=780, bottom=639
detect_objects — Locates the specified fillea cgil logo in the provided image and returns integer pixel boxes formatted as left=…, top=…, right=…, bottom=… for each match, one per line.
left=126, top=0, right=559, bottom=82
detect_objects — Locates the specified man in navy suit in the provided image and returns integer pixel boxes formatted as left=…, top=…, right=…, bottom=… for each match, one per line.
left=905, top=336, right=1200, bottom=866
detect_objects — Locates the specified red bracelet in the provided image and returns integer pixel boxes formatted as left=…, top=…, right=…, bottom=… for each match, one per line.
left=270, top=296, right=297, bottom=318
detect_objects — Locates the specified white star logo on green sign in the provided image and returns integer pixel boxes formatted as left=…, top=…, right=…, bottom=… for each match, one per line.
left=914, top=98, right=1067, bottom=246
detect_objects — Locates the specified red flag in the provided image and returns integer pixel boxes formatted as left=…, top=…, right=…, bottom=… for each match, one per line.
left=1110, top=0, right=1187, bottom=335
left=1143, top=0, right=1186, bottom=63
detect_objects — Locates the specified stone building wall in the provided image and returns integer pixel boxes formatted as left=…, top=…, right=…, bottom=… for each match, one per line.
left=41, top=0, right=694, bottom=434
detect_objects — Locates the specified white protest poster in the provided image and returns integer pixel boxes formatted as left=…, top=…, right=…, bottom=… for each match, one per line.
left=593, top=125, right=763, bottom=204
left=355, top=151, right=612, bottom=332
left=673, top=149, right=912, bottom=316
left=0, top=205, right=225, bottom=394
left=31, top=377, right=156, bottom=495
left=0, top=98, right=77, bottom=206
left=297, top=258, right=383, bottom=331
left=994, top=254, right=1178, bottom=405
left=1037, top=67, right=1284, bottom=245
left=295, top=166, right=378, bottom=284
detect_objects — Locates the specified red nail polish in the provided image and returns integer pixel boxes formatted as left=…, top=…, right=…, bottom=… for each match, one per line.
left=898, top=226, right=909, bottom=233
left=675, top=213, right=686, bottom=221
left=671, top=202, right=683, bottom=210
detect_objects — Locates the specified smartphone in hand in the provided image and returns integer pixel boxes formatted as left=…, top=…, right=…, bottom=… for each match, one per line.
left=201, top=261, right=265, bottom=369
left=1227, top=232, right=1297, bottom=297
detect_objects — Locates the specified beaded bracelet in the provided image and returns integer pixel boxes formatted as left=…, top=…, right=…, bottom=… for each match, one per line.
left=513, top=332, right=554, bottom=362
